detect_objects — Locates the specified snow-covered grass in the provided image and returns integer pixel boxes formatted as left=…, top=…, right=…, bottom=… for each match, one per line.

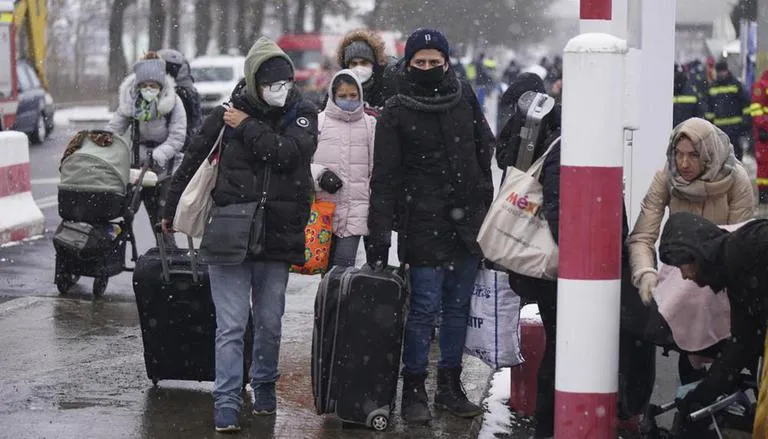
left=54, top=106, right=112, bottom=128
left=478, top=367, right=514, bottom=439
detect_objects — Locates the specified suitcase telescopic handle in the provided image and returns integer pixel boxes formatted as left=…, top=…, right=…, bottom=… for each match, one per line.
left=154, top=225, right=200, bottom=284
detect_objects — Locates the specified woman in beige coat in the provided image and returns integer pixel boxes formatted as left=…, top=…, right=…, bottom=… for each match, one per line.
left=627, top=117, right=754, bottom=383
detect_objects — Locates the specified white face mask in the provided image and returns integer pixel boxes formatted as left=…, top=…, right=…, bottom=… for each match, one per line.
left=351, top=65, right=373, bottom=83
left=260, top=86, right=290, bottom=108
left=140, top=87, right=160, bottom=102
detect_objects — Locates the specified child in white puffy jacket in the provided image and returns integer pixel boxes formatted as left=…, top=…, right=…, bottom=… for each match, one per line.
left=311, top=69, right=376, bottom=268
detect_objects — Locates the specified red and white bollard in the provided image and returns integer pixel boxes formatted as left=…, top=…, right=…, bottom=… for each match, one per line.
left=555, top=19, right=627, bottom=439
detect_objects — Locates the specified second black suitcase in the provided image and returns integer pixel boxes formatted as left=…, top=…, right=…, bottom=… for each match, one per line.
left=312, top=265, right=408, bottom=431
left=132, top=234, right=251, bottom=385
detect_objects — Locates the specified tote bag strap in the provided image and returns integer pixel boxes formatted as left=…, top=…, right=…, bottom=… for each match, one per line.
left=526, top=135, right=561, bottom=180
left=206, top=125, right=227, bottom=161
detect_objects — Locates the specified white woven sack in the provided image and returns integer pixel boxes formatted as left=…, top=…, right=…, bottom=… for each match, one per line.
left=464, top=269, right=524, bottom=369
left=477, top=138, right=560, bottom=280
left=173, top=126, right=226, bottom=237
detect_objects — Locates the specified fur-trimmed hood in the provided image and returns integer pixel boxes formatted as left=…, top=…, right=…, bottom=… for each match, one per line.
left=116, top=73, right=179, bottom=118
left=337, top=29, right=388, bottom=68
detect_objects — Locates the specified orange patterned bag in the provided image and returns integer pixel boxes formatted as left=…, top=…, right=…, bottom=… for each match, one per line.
left=290, top=200, right=335, bottom=275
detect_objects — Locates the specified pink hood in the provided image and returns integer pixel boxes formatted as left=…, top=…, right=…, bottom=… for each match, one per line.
left=311, top=70, right=377, bottom=238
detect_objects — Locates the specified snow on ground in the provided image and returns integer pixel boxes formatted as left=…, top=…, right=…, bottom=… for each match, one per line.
left=478, top=367, right=514, bottom=439
left=54, top=106, right=112, bottom=127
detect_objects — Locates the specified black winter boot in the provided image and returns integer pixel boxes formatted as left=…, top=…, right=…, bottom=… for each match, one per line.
left=401, top=373, right=432, bottom=423
left=434, top=367, right=483, bottom=418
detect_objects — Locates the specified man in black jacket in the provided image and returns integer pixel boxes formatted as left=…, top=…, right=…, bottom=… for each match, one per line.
left=705, top=60, right=751, bottom=159
left=161, top=36, right=317, bottom=433
left=366, top=28, right=495, bottom=423
left=673, top=63, right=705, bottom=128
left=660, top=212, right=766, bottom=435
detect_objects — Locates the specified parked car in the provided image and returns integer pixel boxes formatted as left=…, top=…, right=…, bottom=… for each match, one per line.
left=190, top=55, right=245, bottom=114
left=12, top=59, right=54, bottom=144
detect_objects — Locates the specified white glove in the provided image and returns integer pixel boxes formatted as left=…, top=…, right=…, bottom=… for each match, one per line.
left=151, top=148, right=170, bottom=168
left=638, top=272, right=658, bottom=305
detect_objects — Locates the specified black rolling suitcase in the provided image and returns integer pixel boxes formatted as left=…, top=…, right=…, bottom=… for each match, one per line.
left=132, top=233, right=251, bottom=385
left=312, top=265, right=408, bottom=431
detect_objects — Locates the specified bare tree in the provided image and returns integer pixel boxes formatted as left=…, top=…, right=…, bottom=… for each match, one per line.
left=219, top=0, right=231, bottom=53
left=194, top=0, right=211, bottom=56
left=109, top=0, right=136, bottom=94
left=311, top=0, right=349, bottom=33
left=277, top=0, right=291, bottom=33
left=293, top=0, right=307, bottom=33
left=168, top=0, right=181, bottom=48
left=148, top=0, right=167, bottom=49
left=239, top=0, right=269, bottom=53
left=367, top=0, right=384, bottom=30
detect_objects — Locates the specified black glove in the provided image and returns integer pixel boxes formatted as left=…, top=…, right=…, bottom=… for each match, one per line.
left=319, top=170, right=343, bottom=194
left=759, top=128, right=768, bottom=142
left=365, top=244, right=389, bottom=269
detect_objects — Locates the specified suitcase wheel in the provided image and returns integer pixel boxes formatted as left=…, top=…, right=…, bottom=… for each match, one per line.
left=93, top=276, right=108, bottom=297
left=55, top=273, right=79, bottom=295
left=370, top=415, right=389, bottom=431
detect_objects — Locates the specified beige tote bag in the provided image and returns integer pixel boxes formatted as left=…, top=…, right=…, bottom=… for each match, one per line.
left=477, top=138, right=560, bottom=280
left=173, top=126, right=226, bottom=237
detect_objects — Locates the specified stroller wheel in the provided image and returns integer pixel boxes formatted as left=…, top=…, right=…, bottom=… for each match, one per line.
left=56, top=273, right=79, bottom=295
left=93, top=276, right=108, bottom=297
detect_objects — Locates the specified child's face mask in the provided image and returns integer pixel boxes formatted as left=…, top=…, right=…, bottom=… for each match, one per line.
left=336, top=98, right=361, bottom=112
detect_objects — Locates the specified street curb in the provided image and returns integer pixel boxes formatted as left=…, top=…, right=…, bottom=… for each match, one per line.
left=469, top=366, right=497, bottom=438
left=0, top=296, right=45, bottom=316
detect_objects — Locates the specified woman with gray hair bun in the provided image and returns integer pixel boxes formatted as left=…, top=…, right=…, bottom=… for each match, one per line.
left=105, top=51, right=187, bottom=246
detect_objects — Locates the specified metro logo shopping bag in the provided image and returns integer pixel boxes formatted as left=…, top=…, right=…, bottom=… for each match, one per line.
left=290, top=200, right=335, bottom=275
left=476, top=139, right=559, bottom=280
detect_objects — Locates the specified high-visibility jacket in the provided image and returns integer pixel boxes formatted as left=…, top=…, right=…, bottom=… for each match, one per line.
left=705, top=75, right=751, bottom=138
left=673, top=86, right=705, bottom=127
left=466, top=63, right=477, bottom=83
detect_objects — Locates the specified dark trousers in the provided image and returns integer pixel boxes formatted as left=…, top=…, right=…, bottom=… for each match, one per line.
left=533, top=282, right=558, bottom=438
left=140, top=179, right=174, bottom=247
left=507, top=274, right=557, bottom=438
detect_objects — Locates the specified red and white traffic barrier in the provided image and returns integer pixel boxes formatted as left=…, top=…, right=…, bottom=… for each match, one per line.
left=556, top=27, right=627, bottom=439
left=0, top=131, right=44, bottom=245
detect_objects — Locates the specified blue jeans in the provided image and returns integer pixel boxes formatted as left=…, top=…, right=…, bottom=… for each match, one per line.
left=208, top=261, right=289, bottom=410
left=402, top=253, right=480, bottom=375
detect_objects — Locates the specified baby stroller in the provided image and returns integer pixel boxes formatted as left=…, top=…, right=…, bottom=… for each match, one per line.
left=53, top=130, right=154, bottom=297
left=640, top=359, right=760, bottom=439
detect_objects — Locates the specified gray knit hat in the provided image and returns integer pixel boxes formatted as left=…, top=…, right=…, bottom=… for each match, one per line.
left=343, top=41, right=375, bottom=66
left=133, top=58, right=167, bottom=86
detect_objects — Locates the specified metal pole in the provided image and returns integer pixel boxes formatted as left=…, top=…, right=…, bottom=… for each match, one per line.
left=556, top=4, right=626, bottom=437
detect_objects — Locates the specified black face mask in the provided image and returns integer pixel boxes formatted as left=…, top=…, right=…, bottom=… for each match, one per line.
left=408, top=65, right=446, bottom=85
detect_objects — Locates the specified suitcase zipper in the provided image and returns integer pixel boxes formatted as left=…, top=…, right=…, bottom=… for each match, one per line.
left=326, top=267, right=351, bottom=411
left=315, top=269, right=332, bottom=411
